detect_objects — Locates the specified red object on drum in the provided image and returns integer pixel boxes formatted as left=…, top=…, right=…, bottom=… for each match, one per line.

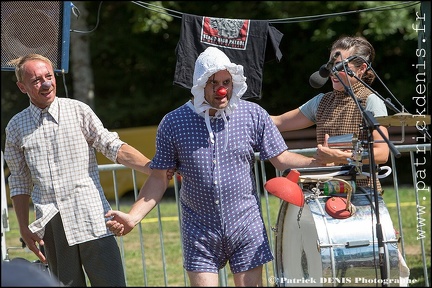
left=264, top=169, right=304, bottom=207
left=325, top=196, right=356, bottom=219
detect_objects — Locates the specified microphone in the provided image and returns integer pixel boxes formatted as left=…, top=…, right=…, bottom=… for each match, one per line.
left=309, top=71, right=328, bottom=88
left=331, top=55, right=357, bottom=74
left=319, top=51, right=341, bottom=78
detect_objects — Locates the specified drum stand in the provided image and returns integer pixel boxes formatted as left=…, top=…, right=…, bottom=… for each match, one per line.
left=332, top=67, right=401, bottom=287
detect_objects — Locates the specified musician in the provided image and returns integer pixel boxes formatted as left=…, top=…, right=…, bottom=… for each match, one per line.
left=271, top=35, right=389, bottom=193
left=271, top=35, right=411, bottom=286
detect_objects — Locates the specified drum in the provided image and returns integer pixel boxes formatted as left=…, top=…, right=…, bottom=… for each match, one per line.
left=274, top=189, right=400, bottom=287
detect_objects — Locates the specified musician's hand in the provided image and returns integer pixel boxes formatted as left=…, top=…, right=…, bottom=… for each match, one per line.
left=317, top=134, right=353, bottom=165
left=323, top=134, right=330, bottom=147
left=317, top=144, right=351, bottom=166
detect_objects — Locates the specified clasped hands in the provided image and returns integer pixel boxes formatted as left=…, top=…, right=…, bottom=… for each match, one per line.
left=106, top=167, right=177, bottom=236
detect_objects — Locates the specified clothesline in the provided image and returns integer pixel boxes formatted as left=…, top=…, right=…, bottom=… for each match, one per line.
left=71, top=1, right=420, bottom=35
left=131, top=1, right=420, bottom=23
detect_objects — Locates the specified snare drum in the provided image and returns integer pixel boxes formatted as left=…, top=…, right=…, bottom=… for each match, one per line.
left=274, top=189, right=400, bottom=286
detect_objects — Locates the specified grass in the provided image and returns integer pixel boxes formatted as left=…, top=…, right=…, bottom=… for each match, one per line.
left=3, top=186, right=430, bottom=286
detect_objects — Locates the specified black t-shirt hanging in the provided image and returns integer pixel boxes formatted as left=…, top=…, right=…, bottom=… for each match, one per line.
left=174, top=13, right=284, bottom=100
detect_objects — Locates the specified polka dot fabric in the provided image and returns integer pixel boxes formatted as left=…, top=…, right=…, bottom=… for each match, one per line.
left=151, top=99, right=288, bottom=273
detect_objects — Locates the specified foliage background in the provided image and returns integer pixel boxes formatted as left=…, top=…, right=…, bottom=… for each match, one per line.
left=1, top=1, right=429, bottom=185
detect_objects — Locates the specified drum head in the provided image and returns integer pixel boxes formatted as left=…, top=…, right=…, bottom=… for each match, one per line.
left=274, top=191, right=400, bottom=287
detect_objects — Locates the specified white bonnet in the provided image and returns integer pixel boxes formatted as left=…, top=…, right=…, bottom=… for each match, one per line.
left=191, top=47, right=247, bottom=115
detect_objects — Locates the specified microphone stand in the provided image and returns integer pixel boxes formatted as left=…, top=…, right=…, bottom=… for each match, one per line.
left=332, top=67, right=401, bottom=287
left=347, top=57, right=431, bottom=141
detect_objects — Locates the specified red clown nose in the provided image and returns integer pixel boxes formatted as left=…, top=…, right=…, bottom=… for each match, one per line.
left=216, top=87, right=227, bottom=96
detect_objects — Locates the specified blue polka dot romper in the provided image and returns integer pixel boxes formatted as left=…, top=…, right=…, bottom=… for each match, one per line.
left=151, top=99, right=288, bottom=274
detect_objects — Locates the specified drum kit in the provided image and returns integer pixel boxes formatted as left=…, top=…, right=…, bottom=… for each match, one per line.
left=376, top=113, right=431, bottom=143
left=263, top=112, right=432, bottom=286
left=266, top=164, right=400, bottom=287
left=375, top=112, right=430, bottom=127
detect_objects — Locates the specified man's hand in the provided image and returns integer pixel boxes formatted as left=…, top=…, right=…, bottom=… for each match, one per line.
left=19, top=230, right=47, bottom=264
left=105, top=210, right=135, bottom=236
left=166, top=168, right=176, bottom=180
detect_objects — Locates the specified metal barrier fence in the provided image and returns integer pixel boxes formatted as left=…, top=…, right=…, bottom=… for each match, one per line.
left=103, top=144, right=430, bottom=287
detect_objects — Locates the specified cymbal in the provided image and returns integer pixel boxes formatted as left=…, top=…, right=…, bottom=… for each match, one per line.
left=376, top=113, right=431, bottom=127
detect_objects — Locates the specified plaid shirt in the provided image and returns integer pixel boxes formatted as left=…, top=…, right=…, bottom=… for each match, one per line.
left=4, top=97, right=124, bottom=245
left=316, top=83, right=383, bottom=191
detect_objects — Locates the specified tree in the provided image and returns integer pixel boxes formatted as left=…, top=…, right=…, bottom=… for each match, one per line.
left=69, top=1, right=94, bottom=107
left=1, top=1, right=423, bottom=149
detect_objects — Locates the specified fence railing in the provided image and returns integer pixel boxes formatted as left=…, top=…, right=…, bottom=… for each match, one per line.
left=104, top=144, right=430, bottom=287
